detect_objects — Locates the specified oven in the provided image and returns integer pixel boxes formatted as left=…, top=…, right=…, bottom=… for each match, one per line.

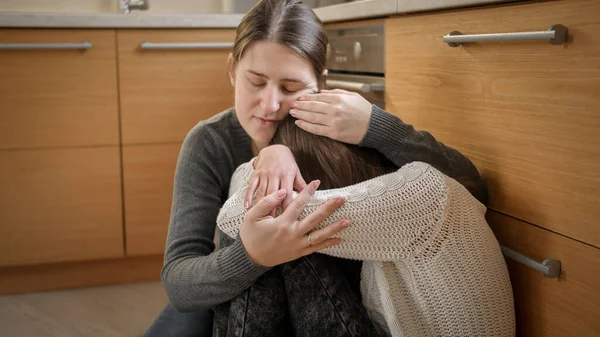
left=325, top=24, right=385, bottom=109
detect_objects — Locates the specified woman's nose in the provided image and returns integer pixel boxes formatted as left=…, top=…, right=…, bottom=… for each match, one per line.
left=260, top=87, right=280, bottom=115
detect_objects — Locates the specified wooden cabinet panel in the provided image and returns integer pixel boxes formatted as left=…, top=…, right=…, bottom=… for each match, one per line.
left=118, top=29, right=235, bottom=145
left=123, top=144, right=181, bottom=256
left=385, top=0, right=600, bottom=247
left=487, top=211, right=600, bottom=337
left=0, top=29, right=119, bottom=149
left=0, top=147, right=124, bottom=266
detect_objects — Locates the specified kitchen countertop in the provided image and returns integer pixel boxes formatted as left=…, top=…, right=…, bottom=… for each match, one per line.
left=0, top=0, right=521, bottom=28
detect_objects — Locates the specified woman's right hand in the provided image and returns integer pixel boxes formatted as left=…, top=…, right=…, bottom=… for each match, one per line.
left=244, top=144, right=307, bottom=214
left=239, top=180, right=350, bottom=267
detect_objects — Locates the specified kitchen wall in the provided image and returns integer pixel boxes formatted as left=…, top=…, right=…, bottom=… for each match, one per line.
left=0, top=0, right=223, bottom=13
left=222, top=0, right=257, bottom=13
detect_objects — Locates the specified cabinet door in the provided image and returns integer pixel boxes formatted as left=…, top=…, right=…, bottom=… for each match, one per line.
left=123, top=144, right=180, bottom=256
left=0, top=29, right=119, bottom=149
left=118, top=29, right=236, bottom=145
left=0, top=147, right=124, bottom=266
left=488, top=211, right=600, bottom=337
left=385, top=0, right=600, bottom=247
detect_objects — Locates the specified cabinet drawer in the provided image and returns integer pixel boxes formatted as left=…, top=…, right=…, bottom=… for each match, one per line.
left=0, top=29, right=119, bottom=149
left=118, top=29, right=236, bottom=145
left=487, top=211, right=600, bottom=337
left=0, top=147, right=124, bottom=266
left=385, top=0, right=600, bottom=246
left=123, top=144, right=180, bottom=256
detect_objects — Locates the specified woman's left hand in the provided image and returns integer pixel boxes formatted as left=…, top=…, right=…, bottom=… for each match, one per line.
left=289, top=89, right=373, bottom=145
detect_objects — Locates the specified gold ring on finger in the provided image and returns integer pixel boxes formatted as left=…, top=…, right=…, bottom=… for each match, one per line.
left=307, top=232, right=314, bottom=246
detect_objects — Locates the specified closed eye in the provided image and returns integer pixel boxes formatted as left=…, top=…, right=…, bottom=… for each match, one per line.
left=249, top=81, right=266, bottom=88
left=282, top=87, right=300, bottom=94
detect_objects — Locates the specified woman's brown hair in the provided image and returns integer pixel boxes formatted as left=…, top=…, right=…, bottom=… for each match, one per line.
left=231, top=0, right=328, bottom=88
left=271, top=115, right=397, bottom=189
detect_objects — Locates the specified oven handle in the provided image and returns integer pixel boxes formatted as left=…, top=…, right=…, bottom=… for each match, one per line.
left=326, top=79, right=385, bottom=93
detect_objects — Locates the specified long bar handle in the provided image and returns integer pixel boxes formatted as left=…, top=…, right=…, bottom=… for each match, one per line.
left=444, top=24, right=568, bottom=47
left=501, top=246, right=561, bottom=278
left=326, top=79, right=385, bottom=93
left=140, top=42, right=234, bottom=50
left=0, top=42, right=92, bottom=50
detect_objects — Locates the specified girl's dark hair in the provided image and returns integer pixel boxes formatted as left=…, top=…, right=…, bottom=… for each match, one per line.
left=271, top=115, right=397, bottom=189
left=232, top=0, right=328, bottom=88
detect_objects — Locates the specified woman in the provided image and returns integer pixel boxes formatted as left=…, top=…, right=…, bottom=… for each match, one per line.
left=143, top=0, right=486, bottom=336
left=216, top=114, right=515, bottom=336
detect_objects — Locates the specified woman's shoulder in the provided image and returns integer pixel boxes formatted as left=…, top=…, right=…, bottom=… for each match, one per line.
left=185, top=107, right=238, bottom=139
left=182, top=107, right=248, bottom=149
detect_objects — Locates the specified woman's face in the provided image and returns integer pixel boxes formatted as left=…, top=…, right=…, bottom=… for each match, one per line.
left=229, top=41, right=319, bottom=150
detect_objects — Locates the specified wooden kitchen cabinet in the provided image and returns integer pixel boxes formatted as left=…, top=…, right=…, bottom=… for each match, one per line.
left=0, top=27, right=236, bottom=291
left=0, top=28, right=124, bottom=268
left=122, top=144, right=181, bottom=256
left=385, top=0, right=600, bottom=247
left=0, top=147, right=124, bottom=267
left=488, top=211, right=600, bottom=337
left=117, top=29, right=236, bottom=145
left=0, top=29, right=120, bottom=149
left=119, top=29, right=236, bottom=255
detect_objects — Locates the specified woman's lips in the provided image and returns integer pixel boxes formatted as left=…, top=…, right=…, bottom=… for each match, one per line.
left=255, top=117, right=278, bottom=127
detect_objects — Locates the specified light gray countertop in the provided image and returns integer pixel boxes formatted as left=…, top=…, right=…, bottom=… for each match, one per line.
left=0, top=0, right=520, bottom=28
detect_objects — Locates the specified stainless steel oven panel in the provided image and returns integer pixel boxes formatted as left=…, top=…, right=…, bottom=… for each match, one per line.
left=326, top=24, right=385, bottom=75
left=326, top=73, right=385, bottom=109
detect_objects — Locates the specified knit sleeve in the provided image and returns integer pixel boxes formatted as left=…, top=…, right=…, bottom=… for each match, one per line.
left=359, top=105, right=488, bottom=205
left=217, top=161, right=454, bottom=261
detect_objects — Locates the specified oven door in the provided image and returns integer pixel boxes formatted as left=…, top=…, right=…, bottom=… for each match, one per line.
left=325, top=73, right=385, bottom=109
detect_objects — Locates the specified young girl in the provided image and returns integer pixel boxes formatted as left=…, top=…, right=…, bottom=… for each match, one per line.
left=217, top=114, right=515, bottom=336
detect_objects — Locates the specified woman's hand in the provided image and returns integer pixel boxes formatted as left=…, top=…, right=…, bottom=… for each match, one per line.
left=244, top=144, right=307, bottom=213
left=240, top=180, right=350, bottom=267
left=289, top=89, right=373, bottom=145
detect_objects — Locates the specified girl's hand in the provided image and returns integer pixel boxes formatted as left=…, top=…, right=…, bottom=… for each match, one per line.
left=244, top=144, right=307, bottom=214
left=290, top=89, right=373, bottom=145
left=239, top=180, right=350, bottom=267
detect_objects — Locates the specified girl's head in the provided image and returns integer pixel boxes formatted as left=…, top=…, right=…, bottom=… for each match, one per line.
left=272, top=114, right=397, bottom=189
left=228, top=0, right=327, bottom=151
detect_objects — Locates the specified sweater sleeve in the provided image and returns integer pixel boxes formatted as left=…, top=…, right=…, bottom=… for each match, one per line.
left=160, top=125, right=270, bottom=312
left=359, top=105, right=488, bottom=204
left=217, top=161, right=473, bottom=261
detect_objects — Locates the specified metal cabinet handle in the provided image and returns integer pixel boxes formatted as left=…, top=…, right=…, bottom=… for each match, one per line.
left=501, top=246, right=561, bottom=278
left=0, top=42, right=92, bottom=50
left=140, top=42, right=234, bottom=50
left=444, top=24, right=568, bottom=47
left=326, top=79, right=385, bottom=93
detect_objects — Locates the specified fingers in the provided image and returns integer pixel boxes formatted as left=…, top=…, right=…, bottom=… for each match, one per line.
left=246, top=189, right=286, bottom=221
left=302, top=237, right=343, bottom=255
left=293, top=170, right=308, bottom=193
left=290, top=108, right=330, bottom=126
left=319, top=89, right=352, bottom=95
left=255, top=175, right=269, bottom=208
left=294, top=119, right=331, bottom=137
left=297, top=93, right=338, bottom=103
left=291, top=100, right=329, bottom=114
left=300, top=218, right=349, bottom=255
left=266, top=176, right=280, bottom=217
left=281, top=174, right=294, bottom=211
left=244, top=175, right=260, bottom=209
left=306, top=217, right=349, bottom=246
left=282, top=180, right=320, bottom=222
left=297, top=197, right=345, bottom=235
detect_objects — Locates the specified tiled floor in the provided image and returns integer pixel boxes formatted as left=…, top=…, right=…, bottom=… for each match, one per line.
left=0, top=281, right=168, bottom=337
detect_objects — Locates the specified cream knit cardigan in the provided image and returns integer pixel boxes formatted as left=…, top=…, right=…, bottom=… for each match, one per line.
left=217, top=161, right=515, bottom=337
